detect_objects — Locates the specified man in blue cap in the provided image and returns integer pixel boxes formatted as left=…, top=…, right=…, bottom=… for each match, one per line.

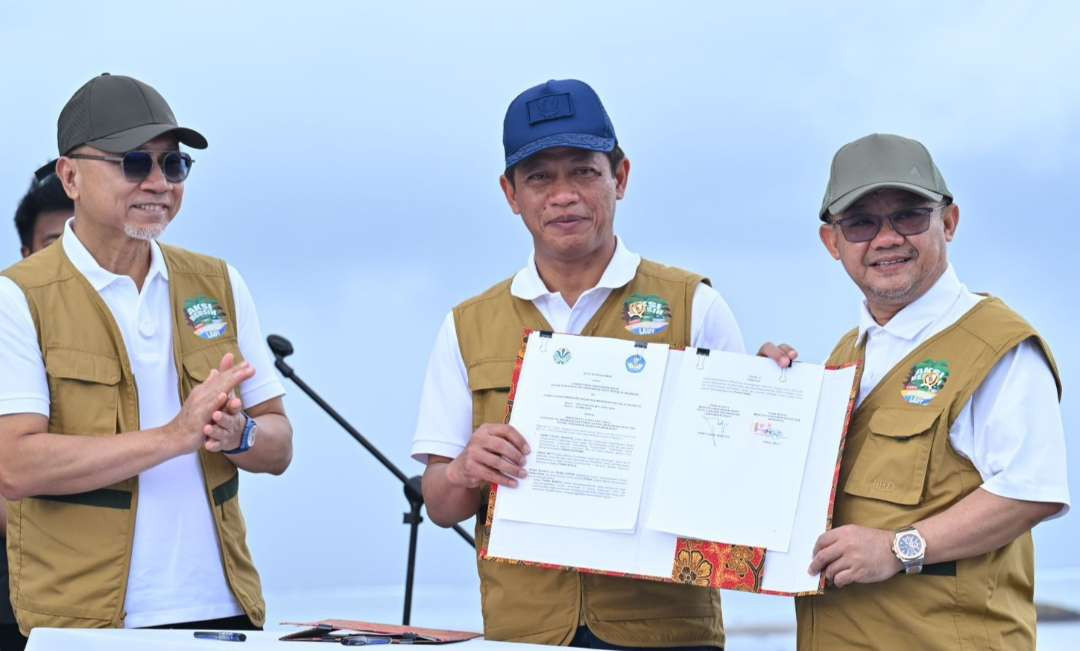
left=410, top=80, right=770, bottom=649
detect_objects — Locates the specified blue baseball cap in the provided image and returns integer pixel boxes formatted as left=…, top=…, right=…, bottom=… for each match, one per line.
left=502, top=79, right=617, bottom=170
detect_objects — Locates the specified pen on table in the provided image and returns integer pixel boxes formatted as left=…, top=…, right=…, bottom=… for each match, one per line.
left=194, top=630, right=247, bottom=642
left=342, top=635, right=393, bottom=646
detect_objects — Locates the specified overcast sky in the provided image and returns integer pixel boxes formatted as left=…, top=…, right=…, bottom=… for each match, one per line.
left=1, top=1, right=1077, bottom=618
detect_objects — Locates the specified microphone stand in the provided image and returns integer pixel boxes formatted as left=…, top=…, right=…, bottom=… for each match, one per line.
left=266, top=334, right=475, bottom=626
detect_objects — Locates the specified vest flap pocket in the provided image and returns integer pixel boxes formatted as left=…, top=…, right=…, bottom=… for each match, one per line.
left=44, top=349, right=121, bottom=385
left=868, top=407, right=941, bottom=439
left=843, top=406, right=942, bottom=506
left=467, top=359, right=517, bottom=391
left=182, top=343, right=243, bottom=383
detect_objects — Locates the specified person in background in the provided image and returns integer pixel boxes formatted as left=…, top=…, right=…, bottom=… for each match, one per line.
left=14, top=159, right=73, bottom=258
left=0, top=159, right=75, bottom=651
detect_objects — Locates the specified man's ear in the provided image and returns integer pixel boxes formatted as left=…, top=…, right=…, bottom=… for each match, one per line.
left=499, top=173, right=521, bottom=215
left=614, top=157, right=630, bottom=200
left=55, top=157, right=80, bottom=201
left=820, top=223, right=841, bottom=260
left=942, top=203, right=959, bottom=242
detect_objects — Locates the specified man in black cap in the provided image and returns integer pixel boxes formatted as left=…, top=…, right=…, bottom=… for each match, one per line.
left=0, top=74, right=293, bottom=636
left=411, top=79, right=794, bottom=649
left=0, top=161, right=76, bottom=651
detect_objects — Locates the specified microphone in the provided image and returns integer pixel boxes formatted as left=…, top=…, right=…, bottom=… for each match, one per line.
left=266, top=334, right=295, bottom=377
left=262, top=331, right=475, bottom=625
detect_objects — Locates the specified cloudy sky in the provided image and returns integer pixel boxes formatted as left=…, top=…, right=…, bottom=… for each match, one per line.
left=1, top=1, right=1077, bottom=623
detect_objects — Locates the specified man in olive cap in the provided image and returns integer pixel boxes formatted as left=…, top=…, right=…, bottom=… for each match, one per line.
left=0, top=73, right=293, bottom=635
left=796, top=133, right=1069, bottom=650
left=411, top=79, right=795, bottom=649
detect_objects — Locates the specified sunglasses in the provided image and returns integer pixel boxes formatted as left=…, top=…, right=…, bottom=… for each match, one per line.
left=831, top=205, right=940, bottom=243
left=67, top=150, right=194, bottom=184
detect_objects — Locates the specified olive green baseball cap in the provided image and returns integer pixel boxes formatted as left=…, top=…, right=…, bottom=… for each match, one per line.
left=57, top=73, right=207, bottom=155
left=819, top=133, right=951, bottom=221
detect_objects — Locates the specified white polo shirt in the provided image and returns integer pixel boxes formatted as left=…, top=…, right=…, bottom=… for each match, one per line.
left=854, top=264, right=1069, bottom=514
left=0, top=219, right=285, bottom=627
left=411, top=238, right=745, bottom=463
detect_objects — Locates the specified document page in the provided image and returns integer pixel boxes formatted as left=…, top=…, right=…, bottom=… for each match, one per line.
left=485, top=351, right=692, bottom=579
left=493, top=332, right=670, bottom=531
left=761, top=365, right=857, bottom=593
left=646, top=351, right=824, bottom=551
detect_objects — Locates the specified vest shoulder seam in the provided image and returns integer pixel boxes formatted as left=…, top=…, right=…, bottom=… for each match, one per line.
left=636, top=258, right=704, bottom=284
left=954, top=299, right=1034, bottom=353
left=453, top=277, right=515, bottom=314
left=159, top=243, right=229, bottom=277
left=1, top=249, right=75, bottom=289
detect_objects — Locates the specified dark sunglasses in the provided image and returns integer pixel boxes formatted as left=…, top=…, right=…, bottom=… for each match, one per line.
left=67, top=150, right=194, bottom=184
left=831, top=205, right=940, bottom=243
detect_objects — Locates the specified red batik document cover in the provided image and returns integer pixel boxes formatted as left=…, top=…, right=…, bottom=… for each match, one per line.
left=479, top=330, right=858, bottom=596
left=280, top=620, right=480, bottom=643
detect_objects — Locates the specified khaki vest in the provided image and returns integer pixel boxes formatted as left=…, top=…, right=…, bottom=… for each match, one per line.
left=454, top=258, right=725, bottom=647
left=796, top=297, right=1061, bottom=651
left=1, top=240, right=266, bottom=635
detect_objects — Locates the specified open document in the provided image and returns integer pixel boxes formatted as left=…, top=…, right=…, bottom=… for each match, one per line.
left=483, top=331, right=858, bottom=596
left=646, top=350, right=824, bottom=552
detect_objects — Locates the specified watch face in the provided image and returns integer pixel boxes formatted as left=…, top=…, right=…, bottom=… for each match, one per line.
left=897, top=532, right=924, bottom=559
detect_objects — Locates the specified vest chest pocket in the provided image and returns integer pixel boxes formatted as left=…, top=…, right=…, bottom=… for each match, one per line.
left=842, top=407, right=942, bottom=506
left=467, top=359, right=517, bottom=431
left=44, top=349, right=121, bottom=435
left=181, top=343, right=244, bottom=387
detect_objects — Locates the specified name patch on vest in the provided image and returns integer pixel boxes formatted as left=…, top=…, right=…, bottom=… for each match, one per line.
left=624, top=293, right=671, bottom=336
left=901, top=359, right=950, bottom=405
left=184, top=295, right=229, bottom=340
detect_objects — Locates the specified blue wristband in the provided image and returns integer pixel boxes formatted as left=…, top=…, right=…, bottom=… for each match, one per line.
left=224, top=413, right=257, bottom=454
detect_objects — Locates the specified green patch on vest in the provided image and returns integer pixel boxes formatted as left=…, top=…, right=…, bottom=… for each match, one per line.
left=184, top=295, right=229, bottom=340
left=623, top=293, right=671, bottom=335
left=901, top=359, right=950, bottom=405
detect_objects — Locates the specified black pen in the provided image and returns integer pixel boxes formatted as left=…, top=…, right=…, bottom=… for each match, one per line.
left=342, top=635, right=392, bottom=646
left=194, top=630, right=247, bottom=642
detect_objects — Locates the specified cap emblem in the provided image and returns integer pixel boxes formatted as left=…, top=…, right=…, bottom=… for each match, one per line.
left=527, top=93, right=574, bottom=124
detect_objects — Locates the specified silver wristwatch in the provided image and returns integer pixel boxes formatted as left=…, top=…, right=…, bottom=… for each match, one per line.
left=892, top=526, right=926, bottom=574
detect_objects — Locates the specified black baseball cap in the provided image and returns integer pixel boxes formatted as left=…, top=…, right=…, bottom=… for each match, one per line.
left=57, top=73, right=208, bottom=155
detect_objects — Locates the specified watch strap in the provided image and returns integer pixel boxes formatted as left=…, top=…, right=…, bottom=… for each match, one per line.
left=224, top=412, right=256, bottom=455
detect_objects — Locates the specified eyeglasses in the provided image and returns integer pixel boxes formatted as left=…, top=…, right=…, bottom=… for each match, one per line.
left=831, top=205, right=940, bottom=243
left=67, top=151, right=194, bottom=184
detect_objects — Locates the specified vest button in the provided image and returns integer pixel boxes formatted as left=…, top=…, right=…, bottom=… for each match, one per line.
left=139, top=320, right=155, bottom=337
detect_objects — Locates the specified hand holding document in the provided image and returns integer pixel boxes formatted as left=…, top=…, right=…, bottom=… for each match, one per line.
left=484, top=331, right=857, bottom=596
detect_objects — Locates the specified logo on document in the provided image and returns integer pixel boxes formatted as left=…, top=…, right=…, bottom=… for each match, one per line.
left=623, top=293, right=671, bottom=336
left=183, top=295, right=229, bottom=340
left=553, top=347, right=572, bottom=365
left=625, top=354, right=646, bottom=373
left=901, top=359, right=950, bottom=405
